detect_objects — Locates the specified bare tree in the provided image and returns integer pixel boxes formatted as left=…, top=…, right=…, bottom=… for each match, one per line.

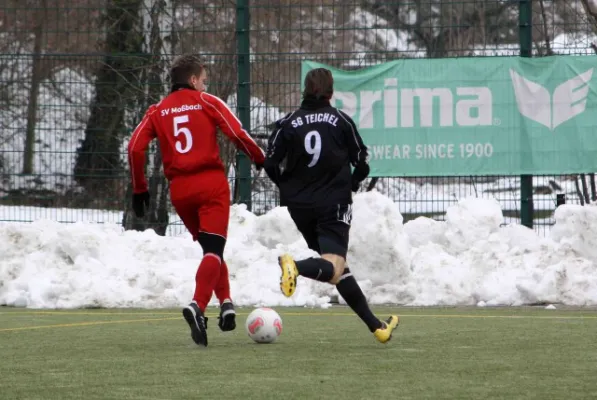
left=74, top=0, right=146, bottom=200
left=0, top=0, right=105, bottom=207
left=535, top=0, right=555, bottom=56
left=361, top=0, right=519, bottom=58
left=575, top=175, right=585, bottom=205
left=123, top=0, right=175, bottom=235
left=22, top=0, right=48, bottom=174
left=580, top=0, right=597, bottom=32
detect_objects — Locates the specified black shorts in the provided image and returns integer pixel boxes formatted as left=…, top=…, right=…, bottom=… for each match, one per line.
left=287, top=204, right=353, bottom=258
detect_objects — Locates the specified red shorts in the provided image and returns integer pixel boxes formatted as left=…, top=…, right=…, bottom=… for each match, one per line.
left=169, top=170, right=230, bottom=241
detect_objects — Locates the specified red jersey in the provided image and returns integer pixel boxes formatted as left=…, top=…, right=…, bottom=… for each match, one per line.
left=128, top=88, right=265, bottom=194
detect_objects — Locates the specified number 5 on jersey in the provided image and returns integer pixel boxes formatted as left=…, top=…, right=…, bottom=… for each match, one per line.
left=304, top=130, right=321, bottom=167
left=173, top=115, right=193, bottom=154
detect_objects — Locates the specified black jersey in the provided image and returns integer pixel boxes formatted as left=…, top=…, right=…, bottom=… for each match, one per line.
left=264, top=96, right=369, bottom=208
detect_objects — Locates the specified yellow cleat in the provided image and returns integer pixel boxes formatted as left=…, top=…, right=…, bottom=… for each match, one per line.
left=278, top=254, right=299, bottom=297
left=373, top=315, right=400, bottom=344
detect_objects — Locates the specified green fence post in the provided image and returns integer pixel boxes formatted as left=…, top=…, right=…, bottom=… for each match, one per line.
left=519, top=0, right=533, bottom=229
left=236, top=0, right=252, bottom=210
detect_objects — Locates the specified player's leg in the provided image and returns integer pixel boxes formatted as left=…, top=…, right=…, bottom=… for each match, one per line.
left=320, top=205, right=399, bottom=343
left=194, top=232, right=224, bottom=312
left=197, top=177, right=236, bottom=332
left=170, top=189, right=209, bottom=346
left=171, top=196, right=221, bottom=314
left=278, top=208, right=322, bottom=297
left=214, top=260, right=235, bottom=331
left=214, top=260, right=231, bottom=305
left=333, top=262, right=398, bottom=343
left=281, top=204, right=399, bottom=343
left=211, top=183, right=232, bottom=306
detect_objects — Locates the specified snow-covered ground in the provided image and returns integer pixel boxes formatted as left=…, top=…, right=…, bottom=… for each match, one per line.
left=1, top=191, right=596, bottom=309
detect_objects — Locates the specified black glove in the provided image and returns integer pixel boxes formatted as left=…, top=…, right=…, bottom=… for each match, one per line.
left=255, top=162, right=264, bottom=172
left=132, top=191, right=150, bottom=218
left=351, top=160, right=370, bottom=193
left=351, top=176, right=361, bottom=193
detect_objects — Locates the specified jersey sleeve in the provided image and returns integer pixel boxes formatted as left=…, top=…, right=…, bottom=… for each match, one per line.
left=337, top=110, right=370, bottom=182
left=200, top=92, right=265, bottom=165
left=128, top=106, right=157, bottom=193
left=263, top=126, right=287, bottom=186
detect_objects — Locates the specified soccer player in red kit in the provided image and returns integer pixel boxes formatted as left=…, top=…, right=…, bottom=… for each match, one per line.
left=127, top=55, right=265, bottom=347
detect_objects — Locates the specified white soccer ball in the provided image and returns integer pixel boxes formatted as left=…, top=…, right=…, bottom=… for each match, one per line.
left=245, top=307, right=283, bottom=344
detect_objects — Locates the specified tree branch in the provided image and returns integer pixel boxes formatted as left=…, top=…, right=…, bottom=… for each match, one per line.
left=361, top=0, right=518, bottom=57
left=539, top=0, right=554, bottom=56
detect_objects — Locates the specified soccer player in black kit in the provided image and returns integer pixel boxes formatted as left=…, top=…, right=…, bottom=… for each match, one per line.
left=264, top=68, right=399, bottom=343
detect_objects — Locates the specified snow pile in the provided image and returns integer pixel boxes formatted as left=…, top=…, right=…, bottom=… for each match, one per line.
left=1, top=192, right=597, bottom=309
left=550, top=205, right=597, bottom=261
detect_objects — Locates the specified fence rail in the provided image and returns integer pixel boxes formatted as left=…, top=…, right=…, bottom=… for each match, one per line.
left=1, top=0, right=596, bottom=236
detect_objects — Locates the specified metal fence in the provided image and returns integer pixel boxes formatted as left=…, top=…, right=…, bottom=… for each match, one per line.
left=1, top=0, right=596, bottom=237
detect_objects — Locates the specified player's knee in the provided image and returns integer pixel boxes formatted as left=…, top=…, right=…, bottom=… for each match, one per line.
left=322, top=254, right=346, bottom=285
left=333, top=267, right=352, bottom=287
left=329, top=266, right=345, bottom=285
left=197, top=231, right=226, bottom=258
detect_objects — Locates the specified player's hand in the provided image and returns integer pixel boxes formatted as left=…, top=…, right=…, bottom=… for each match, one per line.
left=351, top=178, right=361, bottom=193
left=132, top=191, right=150, bottom=218
left=255, top=162, right=264, bottom=172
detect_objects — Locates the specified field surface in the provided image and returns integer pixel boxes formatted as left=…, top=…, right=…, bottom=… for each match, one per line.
left=1, top=306, right=596, bottom=400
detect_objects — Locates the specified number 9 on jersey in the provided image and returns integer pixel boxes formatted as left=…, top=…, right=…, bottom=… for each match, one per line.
left=304, top=130, right=321, bottom=167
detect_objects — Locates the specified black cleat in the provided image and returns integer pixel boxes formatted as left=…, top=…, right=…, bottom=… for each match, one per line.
left=182, top=302, right=208, bottom=347
left=218, top=299, right=236, bottom=332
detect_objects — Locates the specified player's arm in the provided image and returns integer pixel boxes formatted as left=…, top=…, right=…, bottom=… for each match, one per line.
left=128, top=106, right=157, bottom=194
left=263, top=123, right=288, bottom=186
left=200, top=92, right=266, bottom=166
left=337, top=110, right=370, bottom=191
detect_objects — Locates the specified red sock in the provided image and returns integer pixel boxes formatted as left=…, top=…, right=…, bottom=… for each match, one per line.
left=193, top=254, right=222, bottom=311
left=214, top=261, right=231, bottom=305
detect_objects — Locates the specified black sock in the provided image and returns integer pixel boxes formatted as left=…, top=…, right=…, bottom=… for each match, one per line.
left=295, top=258, right=334, bottom=282
left=336, top=268, right=382, bottom=332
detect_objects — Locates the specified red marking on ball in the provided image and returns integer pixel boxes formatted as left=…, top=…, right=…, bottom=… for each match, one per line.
left=273, top=318, right=282, bottom=335
left=248, top=317, right=265, bottom=334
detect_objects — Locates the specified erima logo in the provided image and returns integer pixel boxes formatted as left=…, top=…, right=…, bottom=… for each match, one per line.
left=510, top=68, right=593, bottom=131
left=332, top=78, right=494, bottom=129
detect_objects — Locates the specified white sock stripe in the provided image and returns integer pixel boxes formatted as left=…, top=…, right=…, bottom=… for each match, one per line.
left=339, top=272, right=353, bottom=281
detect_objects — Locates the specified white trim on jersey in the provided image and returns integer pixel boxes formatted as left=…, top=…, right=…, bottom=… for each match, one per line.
left=268, top=110, right=297, bottom=159
left=200, top=92, right=265, bottom=158
left=337, top=204, right=352, bottom=225
left=334, top=108, right=363, bottom=165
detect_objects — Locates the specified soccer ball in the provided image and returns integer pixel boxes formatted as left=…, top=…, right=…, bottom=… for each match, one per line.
left=245, top=307, right=283, bottom=344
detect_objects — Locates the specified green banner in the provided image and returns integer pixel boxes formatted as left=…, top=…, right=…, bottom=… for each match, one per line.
left=301, top=56, right=597, bottom=177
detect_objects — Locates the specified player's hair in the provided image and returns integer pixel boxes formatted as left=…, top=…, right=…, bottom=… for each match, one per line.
left=303, top=68, right=334, bottom=99
left=170, top=54, right=206, bottom=86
